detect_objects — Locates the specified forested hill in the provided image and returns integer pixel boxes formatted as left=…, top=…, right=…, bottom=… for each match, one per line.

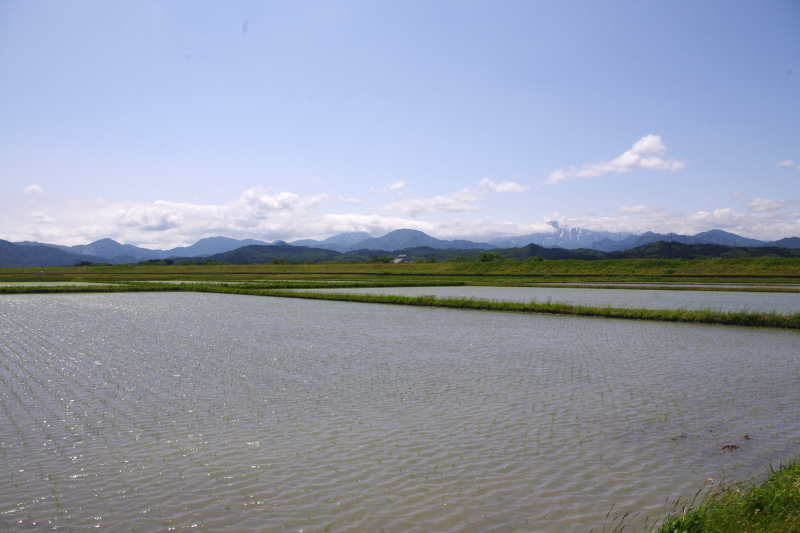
left=178, top=244, right=344, bottom=264
left=605, top=241, right=800, bottom=260
left=180, top=240, right=800, bottom=265
left=4, top=237, right=799, bottom=267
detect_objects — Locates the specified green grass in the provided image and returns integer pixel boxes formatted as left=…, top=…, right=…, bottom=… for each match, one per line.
left=646, top=459, right=800, bottom=533
left=2, top=257, right=800, bottom=285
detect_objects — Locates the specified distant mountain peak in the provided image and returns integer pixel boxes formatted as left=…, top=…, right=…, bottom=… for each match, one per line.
left=346, top=228, right=495, bottom=252
left=385, top=229, right=427, bottom=237
left=488, top=224, right=630, bottom=249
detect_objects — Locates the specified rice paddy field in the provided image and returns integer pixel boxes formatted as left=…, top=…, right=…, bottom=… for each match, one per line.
left=291, top=286, right=800, bottom=314
left=1, top=292, right=799, bottom=532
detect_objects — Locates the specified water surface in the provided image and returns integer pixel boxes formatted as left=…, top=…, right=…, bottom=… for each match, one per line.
left=1, top=293, right=798, bottom=532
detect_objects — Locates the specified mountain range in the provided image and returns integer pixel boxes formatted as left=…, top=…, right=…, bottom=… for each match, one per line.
left=488, top=221, right=631, bottom=249
left=4, top=226, right=799, bottom=267
left=176, top=240, right=800, bottom=265
left=588, top=229, right=796, bottom=252
left=289, top=225, right=800, bottom=253
left=4, top=231, right=800, bottom=268
left=14, top=236, right=279, bottom=263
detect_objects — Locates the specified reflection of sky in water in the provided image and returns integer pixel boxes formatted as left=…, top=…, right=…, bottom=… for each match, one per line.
left=1, top=292, right=799, bottom=532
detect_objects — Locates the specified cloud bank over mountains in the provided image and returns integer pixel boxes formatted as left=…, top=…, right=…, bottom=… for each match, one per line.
left=5, top=181, right=799, bottom=249
left=5, top=137, right=797, bottom=249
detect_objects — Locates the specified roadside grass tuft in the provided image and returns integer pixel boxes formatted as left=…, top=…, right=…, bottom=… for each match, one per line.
left=650, top=458, right=800, bottom=533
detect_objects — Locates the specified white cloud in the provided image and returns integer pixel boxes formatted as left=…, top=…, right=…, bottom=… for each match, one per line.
left=546, top=134, right=687, bottom=184
left=379, top=195, right=482, bottom=217
left=615, top=205, right=663, bottom=214
left=23, top=184, right=44, bottom=195
left=380, top=178, right=530, bottom=217
left=775, top=160, right=796, bottom=167
left=0, top=183, right=546, bottom=247
left=745, top=197, right=798, bottom=213
left=113, top=208, right=186, bottom=231
left=477, top=178, right=529, bottom=193
left=32, top=212, right=56, bottom=223
left=238, top=187, right=329, bottom=215
left=730, top=192, right=746, bottom=198
left=371, top=181, right=408, bottom=194
left=335, top=195, right=362, bottom=204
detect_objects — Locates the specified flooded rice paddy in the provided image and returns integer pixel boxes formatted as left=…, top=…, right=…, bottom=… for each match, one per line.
left=1, top=292, right=799, bottom=532
left=300, top=286, right=800, bottom=314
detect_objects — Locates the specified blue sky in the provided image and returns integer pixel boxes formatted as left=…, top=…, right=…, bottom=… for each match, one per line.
left=1, top=1, right=799, bottom=247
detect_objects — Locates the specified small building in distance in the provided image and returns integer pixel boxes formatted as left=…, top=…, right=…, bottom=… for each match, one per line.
left=393, top=254, right=408, bottom=264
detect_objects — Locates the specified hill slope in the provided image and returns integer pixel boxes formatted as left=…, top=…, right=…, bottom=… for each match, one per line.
left=0, top=240, right=109, bottom=267
left=591, top=230, right=772, bottom=252
left=771, top=237, right=800, bottom=249
left=290, top=232, right=373, bottom=252
left=182, top=244, right=346, bottom=264
left=606, top=241, right=799, bottom=260
left=163, top=236, right=273, bottom=258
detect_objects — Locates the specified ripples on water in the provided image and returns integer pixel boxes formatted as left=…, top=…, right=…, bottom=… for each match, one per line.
left=0, top=293, right=798, bottom=532
left=300, top=286, right=800, bottom=314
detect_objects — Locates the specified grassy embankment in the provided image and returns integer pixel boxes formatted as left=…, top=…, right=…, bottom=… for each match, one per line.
left=3, top=282, right=799, bottom=330
left=1, top=256, right=800, bottom=286
left=621, top=459, right=800, bottom=533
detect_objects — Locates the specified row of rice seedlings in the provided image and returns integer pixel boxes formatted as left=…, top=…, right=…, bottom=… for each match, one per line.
left=0, top=337, right=86, bottom=521
left=0, top=302, right=209, bottom=524
left=0, top=296, right=564, bottom=528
